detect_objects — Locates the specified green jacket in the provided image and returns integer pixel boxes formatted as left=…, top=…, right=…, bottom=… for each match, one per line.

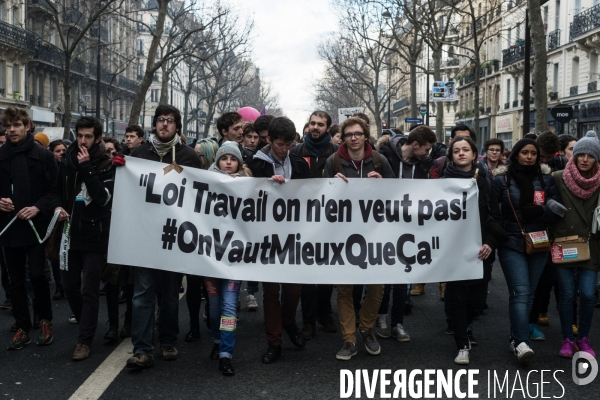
left=551, top=170, right=600, bottom=271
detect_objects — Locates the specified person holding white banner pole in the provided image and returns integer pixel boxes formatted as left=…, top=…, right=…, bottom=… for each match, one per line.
left=122, top=105, right=203, bottom=369
left=248, top=116, right=311, bottom=364
left=442, top=137, right=507, bottom=365
left=323, top=116, right=395, bottom=360
left=0, top=107, right=58, bottom=350
left=203, top=142, right=252, bottom=375
left=493, top=138, right=565, bottom=364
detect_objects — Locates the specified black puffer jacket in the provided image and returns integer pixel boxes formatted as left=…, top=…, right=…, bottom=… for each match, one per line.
left=0, top=135, right=58, bottom=247
left=492, top=164, right=563, bottom=253
left=51, top=142, right=114, bottom=253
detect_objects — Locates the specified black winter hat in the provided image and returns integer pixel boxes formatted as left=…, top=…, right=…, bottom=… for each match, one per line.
left=509, top=138, right=539, bottom=163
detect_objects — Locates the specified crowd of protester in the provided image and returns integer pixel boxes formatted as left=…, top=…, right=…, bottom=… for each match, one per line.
left=1, top=104, right=599, bottom=377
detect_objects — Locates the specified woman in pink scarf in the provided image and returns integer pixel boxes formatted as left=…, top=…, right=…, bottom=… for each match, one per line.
left=551, top=131, right=600, bottom=359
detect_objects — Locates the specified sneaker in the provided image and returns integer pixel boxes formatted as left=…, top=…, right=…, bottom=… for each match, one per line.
left=573, top=325, right=579, bottom=336
left=375, top=314, right=391, bottom=338
left=467, top=330, right=477, bottom=346
left=410, top=283, right=425, bottom=296
left=336, top=342, right=358, bottom=360
left=445, top=319, right=454, bottom=335
left=454, top=347, right=470, bottom=365
left=391, top=323, right=410, bottom=342
left=576, top=337, right=596, bottom=358
left=317, top=314, right=338, bottom=333
left=359, top=328, right=381, bottom=355
left=72, top=343, right=90, bottom=361
left=439, top=283, right=446, bottom=301
left=0, top=299, right=12, bottom=309
left=68, top=314, right=78, bottom=324
left=246, top=294, right=259, bottom=311
left=538, top=313, right=549, bottom=326
left=301, top=322, right=316, bottom=340
left=558, top=338, right=577, bottom=358
left=7, top=329, right=31, bottom=350
left=37, top=320, right=53, bottom=346
left=161, top=346, right=178, bottom=360
left=529, top=323, right=545, bottom=341
left=511, top=341, right=534, bottom=364
left=126, top=353, right=154, bottom=369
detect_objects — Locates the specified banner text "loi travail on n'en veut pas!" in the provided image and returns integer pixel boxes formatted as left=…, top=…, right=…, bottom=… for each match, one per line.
left=108, top=157, right=482, bottom=284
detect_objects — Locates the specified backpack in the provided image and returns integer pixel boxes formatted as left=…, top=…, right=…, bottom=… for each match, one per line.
left=332, top=151, right=382, bottom=175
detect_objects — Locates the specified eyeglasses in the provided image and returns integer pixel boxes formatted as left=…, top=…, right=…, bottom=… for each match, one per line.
left=157, top=117, right=175, bottom=125
left=106, top=150, right=116, bottom=156
left=345, top=131, right=364, bottom=138
left=488, top=148, right=501, bottom=153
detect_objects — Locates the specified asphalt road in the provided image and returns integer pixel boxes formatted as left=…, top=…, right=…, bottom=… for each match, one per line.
left=1, top=264, right=599, bottom=399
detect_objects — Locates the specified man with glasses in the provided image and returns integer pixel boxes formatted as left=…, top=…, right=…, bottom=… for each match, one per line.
left=480, top=138, right=504, bottom=175
left=122, top=105, right=202, bottom=369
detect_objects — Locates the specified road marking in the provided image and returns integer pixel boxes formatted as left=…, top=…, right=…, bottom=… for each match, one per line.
left=68, top=339, right=133, bottom=400
left=68, top=277, right=188, bottom=399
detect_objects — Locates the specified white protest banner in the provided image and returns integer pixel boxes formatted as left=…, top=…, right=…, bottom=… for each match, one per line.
left=108, top=157, right=483, bottom=284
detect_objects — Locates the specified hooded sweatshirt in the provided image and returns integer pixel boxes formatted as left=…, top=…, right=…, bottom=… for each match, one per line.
left=378, top=135, right=433, bottom=179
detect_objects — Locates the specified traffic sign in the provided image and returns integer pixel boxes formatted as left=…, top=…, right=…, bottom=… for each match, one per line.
left=405, top=118, right=423, bottom=123
left=419, top=104, right=428, bottom=116
left=550, top=105, right=574, bottom=124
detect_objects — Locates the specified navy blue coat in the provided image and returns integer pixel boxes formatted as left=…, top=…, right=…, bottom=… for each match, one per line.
left=492, top=165, right=563, bottom=253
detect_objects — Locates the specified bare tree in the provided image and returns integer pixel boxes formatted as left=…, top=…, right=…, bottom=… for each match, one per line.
left=314, top=64, right=366, bottom=121
left=529, top=0, right=548, bottom=133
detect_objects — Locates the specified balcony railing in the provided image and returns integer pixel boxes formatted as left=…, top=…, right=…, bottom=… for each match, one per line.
left=570, top=3, right=600, bottom=40
left=119, top=76, right=139, bottom=92
left=71, top=59, right=86, bottom=75
left=442, top=58, right=459, bottom=67
left=502, top=45, right=534, bottom=67
left=570, top=86, right=579, bottom=96
left=512, top=100, right=519, bottom=107
left=65, top=9, right=86, bottom=29
left=0, top=20, right=36, bottom=53
left=504, top=102, right=509, bottom=109
left=589, top=81, right=597, bottom=93
left=548, top=29, right=560, bottom=50
left=28, top=0, right=54, bottom=12
left=34, top=43, right=63, bottom=66
left=549, top=92, right=558, bottom=100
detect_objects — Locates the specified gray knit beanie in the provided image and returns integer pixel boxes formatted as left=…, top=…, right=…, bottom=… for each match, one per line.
left=215, top=141, right=243, bottom=165
left=573, top=131, right=600, bottom=161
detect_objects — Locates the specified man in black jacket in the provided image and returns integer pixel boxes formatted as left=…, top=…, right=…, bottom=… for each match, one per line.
left=52, top=116, right=114, bottom=360
left=248, top=117, right=310, bottom=364
left=126, top=105, right=202, bottom=369
left=121, top=124, right=145, bottom=156
left=0, top=107, right=58, bottom=350
left=217, top=112, right=253, bottom=164
left=290, top=110, right=338, bottom=339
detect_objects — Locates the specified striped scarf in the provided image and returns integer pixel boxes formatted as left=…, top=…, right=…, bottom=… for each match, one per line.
left=151, top=133, right=181, bottom=159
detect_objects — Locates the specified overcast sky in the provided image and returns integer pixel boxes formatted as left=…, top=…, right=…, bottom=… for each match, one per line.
left=241, top=0, right=338, bottom=131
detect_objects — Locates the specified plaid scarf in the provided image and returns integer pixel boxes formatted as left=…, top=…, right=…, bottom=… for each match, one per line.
left=150, top=133, right=181, bottom=159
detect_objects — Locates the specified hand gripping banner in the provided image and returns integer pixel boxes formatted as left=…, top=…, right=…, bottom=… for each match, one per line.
left=108, top=157, right=483, bottom=284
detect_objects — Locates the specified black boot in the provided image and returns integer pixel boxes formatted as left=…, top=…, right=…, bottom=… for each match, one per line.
left=219, top=357, right=234, bottom=375
left=104, top=318, right=119, bottom=342
left=284, top=324, right=305, bottom=348
left=185, top=325, right=201, bottom=342
left=261, top=346, right=281, bottom=364
left=120, top=313, right=132, bottom=338
left=210, top=343, right=220, bottom=360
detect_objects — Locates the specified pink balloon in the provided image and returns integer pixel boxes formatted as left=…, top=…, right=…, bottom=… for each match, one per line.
left=237, top=107, right=260, bottom=122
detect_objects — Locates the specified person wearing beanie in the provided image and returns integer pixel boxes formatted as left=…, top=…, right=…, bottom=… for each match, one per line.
left=492, top=138, right=565, bottom=364
left=551, top=130, right=600, bottom=359
left=34, top=132, right=50, bottom=148
left=204, top=141, right=251, bottom=376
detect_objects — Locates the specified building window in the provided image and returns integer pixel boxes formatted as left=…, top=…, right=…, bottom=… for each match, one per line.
left=0, top=61, right=4, bottom=91
left=553, top=63, right=559, bottom=93
left=515, top=77, right=519, bottom=101
left=150, top=89, right=159, bottom=102
left=507, top=79, right=511, bottom=104
left=50, top=78, right=57, bottom=102
left=555, top=1, right=560, bottom=30
left=12, top=64, right=19, bottom=93
left=572, top=57, right=579, bottom=88
left=590, top=53, right=598, bottom=82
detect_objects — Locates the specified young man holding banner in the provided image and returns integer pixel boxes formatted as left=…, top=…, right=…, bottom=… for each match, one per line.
left=323, top=116, right=395, bottom=360
left=0, top=107, right=58, bottom=350
left=52, top=116, right=114, bottom=360
left=248, top=116, right=310, bottom=364
left=124, top=105, right=202, bottom=369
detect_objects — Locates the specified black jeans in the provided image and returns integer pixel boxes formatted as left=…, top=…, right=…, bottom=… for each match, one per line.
left=378, top=284, right=408, bottom=326
left=446, top=281, right=487, bottom=349
left=1, top=247, right=10, bottom=300
left=301, top=284, right=333, bottom=324
left=186, top=274, right=208, bottom=329
left=247, top=281, right=259, bottom=295
left=61, top=251, right=104, bottom=345
left=4, top=244, right=52, bottom=332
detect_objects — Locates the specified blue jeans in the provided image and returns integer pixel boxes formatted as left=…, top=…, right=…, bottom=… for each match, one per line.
left=205, top=278, right=241, bottom=359
left=131, top=267, right=182, bottom=356
left=498, top=249, right=548, bottom=346
left=555, top=267, right=598, bottom=341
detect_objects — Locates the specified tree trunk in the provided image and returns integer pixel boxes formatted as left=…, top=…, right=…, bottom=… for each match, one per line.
left=409, top=36, right=419, bottom=118
left=182, top=64, right=193, bottom=138
left=129, top=0, right=168, bottom=125
left=62, top=60, right=72, bottom=139
left=529, top=0, right=548, bottom=133
left=432, top=48, right=444, bottom=143
left=159, top=63, right=169, bottom=105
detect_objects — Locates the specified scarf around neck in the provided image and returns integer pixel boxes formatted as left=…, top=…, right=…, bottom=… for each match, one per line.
left=65, top=140, right=106, bottom=171
left=509, top=162, right=541, bottom=208
left=7, top=133, right=35, bottom=211
left=304, top=132, right=332, bottom=157
left=151, top=133, right=181, bottom=159
left=562, top=157, right=600, bottom=200
left=443, top=162, right=477, bottom=179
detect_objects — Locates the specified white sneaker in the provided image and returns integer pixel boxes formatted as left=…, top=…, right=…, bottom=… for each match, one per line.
left=246, top=295, right=259, bottom=311
left=454, top=348, right=470, bottom=365
left=375, top=314, right=390, bottom=338
left=513, top=341, right=534, bottom=364
left=391, top=323, right=410, bottom=342
left=68, top=314, right=78, bottom=324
